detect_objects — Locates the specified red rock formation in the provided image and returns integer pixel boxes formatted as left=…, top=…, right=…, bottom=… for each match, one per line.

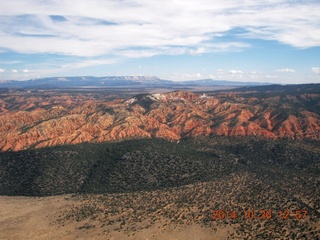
left=0, top=89, right=319, bottom=151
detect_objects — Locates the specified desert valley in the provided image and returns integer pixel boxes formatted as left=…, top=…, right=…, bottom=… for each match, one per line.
left=0, top=82, right=319, bottom=239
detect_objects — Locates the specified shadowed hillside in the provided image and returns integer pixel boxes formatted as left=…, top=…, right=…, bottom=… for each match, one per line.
left=0, top=138, right=319, bottom=198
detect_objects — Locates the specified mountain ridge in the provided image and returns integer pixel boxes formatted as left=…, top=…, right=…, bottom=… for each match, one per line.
left=0, top=84, right=319, bottom=151
left=0, top=76, right=269, bottom=88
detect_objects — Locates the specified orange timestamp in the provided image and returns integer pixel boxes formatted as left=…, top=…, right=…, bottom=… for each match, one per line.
left=212, top=209, right=308, bottom=220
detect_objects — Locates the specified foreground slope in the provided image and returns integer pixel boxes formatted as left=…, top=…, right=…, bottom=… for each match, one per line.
left=0, top=84, right=319, bottom=151
left=0, top=138, right=319, bottom=239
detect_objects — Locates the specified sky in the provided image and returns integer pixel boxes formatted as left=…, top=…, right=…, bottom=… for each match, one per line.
left=0, top=0, right=320, bottom=84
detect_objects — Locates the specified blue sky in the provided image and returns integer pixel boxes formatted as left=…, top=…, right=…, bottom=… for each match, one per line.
left=0, top=0, right=319, bottom=84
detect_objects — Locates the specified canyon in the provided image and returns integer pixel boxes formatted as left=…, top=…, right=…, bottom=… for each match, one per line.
left=0, top=84, right=319, bottom=151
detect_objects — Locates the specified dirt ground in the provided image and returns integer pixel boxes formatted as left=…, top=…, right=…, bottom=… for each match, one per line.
left=0, top=195, right=234, bottom=240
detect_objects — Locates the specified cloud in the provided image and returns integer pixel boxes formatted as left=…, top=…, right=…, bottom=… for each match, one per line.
left=23, top=69, right=30, bottom=73
left=250, top=70, right=262, bottom=74
left=168, top=73, right=204, bottom=80
left=61, top=59, right=118, bottom=69
left=229, top=70, right=244, bottom=74
left=11, top=69, right=18, bottom=73
left=0, top=0, right=319, bottom=60
left=312, top=67, right=320, bottom=74
left=0, top=68, right=5, bottom=73
left=266, top=75, right=279, bottom=79
left=276, top=68, right=296, bottom=73
left=0, top=61, right=22, bottom=64
left=189, top=47, right=206, bottom=56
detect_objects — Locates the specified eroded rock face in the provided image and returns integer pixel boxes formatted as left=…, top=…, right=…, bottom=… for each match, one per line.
left=0, top=89, right=319, bottom=151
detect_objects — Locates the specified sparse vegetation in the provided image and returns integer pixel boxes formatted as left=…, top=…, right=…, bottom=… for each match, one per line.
left=0, top=137, right=319, bottom=238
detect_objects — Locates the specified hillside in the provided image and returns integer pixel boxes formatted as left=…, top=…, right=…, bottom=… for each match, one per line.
left=0, top=137, right=319, bottom=196
left=0, top=84, right=319, bottom=151
left=0, top=137, right=319, bottom=238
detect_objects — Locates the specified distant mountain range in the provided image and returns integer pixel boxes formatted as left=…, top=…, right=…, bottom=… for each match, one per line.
left=0, top=76, right=269, bottom=88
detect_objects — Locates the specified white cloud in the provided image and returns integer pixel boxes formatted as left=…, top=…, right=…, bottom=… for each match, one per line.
left=229, top=70, right=244, bottom=74
left=23, top=69, right=30, bottom=73
left=189, top=47, right=206, bottom=56
left=61, top=59, right=118, bottom=69
left=168, top=73, right=204, bottom=80
left=11, top=69, right=18, bottom=73
left=250, top=70, right=262, bottom=74
left=0, top=0, right=319, bottom=60
left=0, top=61, right=21, bottom=64
left=312, top=67, right=320, bottom=74
left=276, top=68, right=296, bottom=73
left=0, top=68, right=5, bottom=73
left=266, top=75, right=279, bottom=79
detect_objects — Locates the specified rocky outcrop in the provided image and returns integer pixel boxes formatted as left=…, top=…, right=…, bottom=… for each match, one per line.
left=0, top=88, right=319, bottom=151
